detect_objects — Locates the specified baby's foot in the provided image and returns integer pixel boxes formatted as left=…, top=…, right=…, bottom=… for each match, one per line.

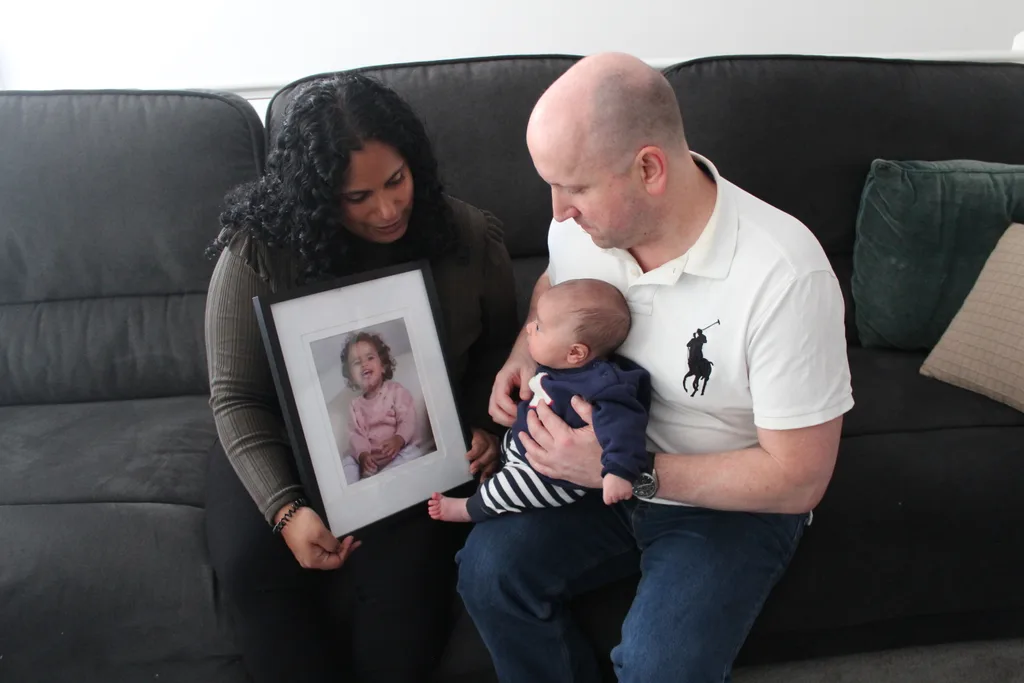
left=427, top=492, right=472, bottom=523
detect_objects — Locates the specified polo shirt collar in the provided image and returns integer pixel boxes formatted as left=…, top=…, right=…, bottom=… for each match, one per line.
left=608, top=152, right=738, bottom=286
left=677, top=153, right=737, bottom=280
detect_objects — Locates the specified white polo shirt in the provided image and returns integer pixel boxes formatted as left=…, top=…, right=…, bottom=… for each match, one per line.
left=547, top=154, right=854, bottom=504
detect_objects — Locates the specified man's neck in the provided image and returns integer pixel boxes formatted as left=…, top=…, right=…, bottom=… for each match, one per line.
left=630, top=155, right=718, bottom=272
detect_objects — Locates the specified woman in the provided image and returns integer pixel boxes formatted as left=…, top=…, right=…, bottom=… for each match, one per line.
left=203, top=74, right=518, bottom=682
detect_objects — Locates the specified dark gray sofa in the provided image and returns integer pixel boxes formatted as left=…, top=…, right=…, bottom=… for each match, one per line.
left=0, top=90, right=263, bottom=681
left=2, top=56, right=1023, bottom=683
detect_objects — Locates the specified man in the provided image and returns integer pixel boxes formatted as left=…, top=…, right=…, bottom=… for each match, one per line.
left=456, top=52, right=853, bottom=683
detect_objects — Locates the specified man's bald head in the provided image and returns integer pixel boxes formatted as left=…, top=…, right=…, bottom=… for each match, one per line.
left=529, top=52, right=687, bottom=170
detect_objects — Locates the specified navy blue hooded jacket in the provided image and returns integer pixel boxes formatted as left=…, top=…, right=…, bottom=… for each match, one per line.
left=509, top=356, right=652, bottom=484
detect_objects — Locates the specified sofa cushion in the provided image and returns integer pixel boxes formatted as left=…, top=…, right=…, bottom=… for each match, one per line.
left=0, top=396, right=217, bottom=507
left=266, top=56, right=581, bottom=261
left=852, top=161, right=1024, bottom=350
left=0, top=502, right=241, bottom=682
left=0, top=91, right=265, bottom=405
left=842, top=346, right=1024, bottom=438
left=921, top=224, right=1024, bottom=412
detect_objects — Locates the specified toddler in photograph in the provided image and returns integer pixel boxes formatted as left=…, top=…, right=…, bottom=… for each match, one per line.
left=341, top=331, right=418, bottom=481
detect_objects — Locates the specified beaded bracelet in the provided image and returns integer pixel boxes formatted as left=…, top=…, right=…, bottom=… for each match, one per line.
left=271, top=497, right=307, bottom=535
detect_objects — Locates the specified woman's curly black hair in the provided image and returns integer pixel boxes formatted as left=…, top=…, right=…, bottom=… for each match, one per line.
left=207, top=73, right=458, bottom=283
left=341, top=331, right=396, bottom=393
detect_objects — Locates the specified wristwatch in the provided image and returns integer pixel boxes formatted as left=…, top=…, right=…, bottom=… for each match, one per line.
left=633, top=453, right=659, bottom=500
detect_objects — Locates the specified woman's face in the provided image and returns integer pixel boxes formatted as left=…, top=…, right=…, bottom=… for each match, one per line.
left=347, top=340, right=385, bottom=393
left=340, top=140, right=414, bottom=244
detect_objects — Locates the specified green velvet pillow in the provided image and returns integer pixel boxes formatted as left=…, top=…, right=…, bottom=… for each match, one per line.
left=852, top=159, right=1024, bottom=350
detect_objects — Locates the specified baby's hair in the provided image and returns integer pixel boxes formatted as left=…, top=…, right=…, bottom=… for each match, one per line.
left=340, top=331, right=396, bottom=391
left=554, top=279, right=632, bottom=358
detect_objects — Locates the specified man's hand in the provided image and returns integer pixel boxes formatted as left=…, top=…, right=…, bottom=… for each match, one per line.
left=602, top=474, right=634, bottom=505
left=465, top=428, right=500, bottom=480
left=378, top=435, right=406, bottom=459
left=520, top=396, right=603, bottom=488
left=277, top=505, right=360, bottom=570
left=488, top=347, right=537, bottom=427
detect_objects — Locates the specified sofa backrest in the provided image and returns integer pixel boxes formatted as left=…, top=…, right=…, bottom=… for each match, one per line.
left=664, top=56, right=1024, bottom=342
left=268, top=55, right=1024, bottom=335
left=0, top=90, right=265, bottom=405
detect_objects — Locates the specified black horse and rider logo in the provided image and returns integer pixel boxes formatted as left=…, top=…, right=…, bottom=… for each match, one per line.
left=683, top=320, right=718, bottom=397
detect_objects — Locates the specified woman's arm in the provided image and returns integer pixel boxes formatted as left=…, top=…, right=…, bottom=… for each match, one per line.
left=205, top=245, right=304, bottom=523
left=461, top=210, right=520, bottom=434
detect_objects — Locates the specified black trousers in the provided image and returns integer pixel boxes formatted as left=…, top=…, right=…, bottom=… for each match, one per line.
left=205, top=443, right=469, bottom=683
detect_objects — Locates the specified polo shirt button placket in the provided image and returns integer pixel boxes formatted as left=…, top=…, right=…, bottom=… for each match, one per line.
left=627, top=284, right=657, bottom=316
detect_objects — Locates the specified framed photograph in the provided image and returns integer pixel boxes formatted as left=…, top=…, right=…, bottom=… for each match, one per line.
left=253, top=261, right=470, bottom=537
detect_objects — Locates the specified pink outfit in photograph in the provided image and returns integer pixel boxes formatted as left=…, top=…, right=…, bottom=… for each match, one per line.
left=348, top=380, right=418, bottom=457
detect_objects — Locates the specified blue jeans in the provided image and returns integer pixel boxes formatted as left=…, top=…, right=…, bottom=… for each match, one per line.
left=455, top=494, right=807, bottom=683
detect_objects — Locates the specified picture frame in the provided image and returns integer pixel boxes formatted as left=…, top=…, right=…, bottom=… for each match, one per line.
left=253, top=261, right=471, bottom=538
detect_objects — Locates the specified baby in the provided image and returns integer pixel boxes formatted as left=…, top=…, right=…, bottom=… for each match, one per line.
left=341, top=331, right=417, bottom=480
left=429, top=278, right=652, bottom=523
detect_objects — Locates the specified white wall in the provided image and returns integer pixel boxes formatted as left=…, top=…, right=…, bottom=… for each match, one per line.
left=2, top=0, right=1023, bottom=91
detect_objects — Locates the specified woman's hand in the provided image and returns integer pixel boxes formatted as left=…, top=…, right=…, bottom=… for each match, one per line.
left=489, top=347, right=537, bottom=427
left=277, top=505, right=360, bottom=570
left=466, top=428, right=500, bottom=480
left=358, top=451, right=379, bottom=477
left=378, top=435, right=406, bottom=459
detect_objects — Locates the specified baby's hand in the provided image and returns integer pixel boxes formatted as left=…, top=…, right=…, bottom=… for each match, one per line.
left=358, top=452, right=379, bottom=477
left=378, top=435, right=406, bottom=459
left=602, top=474, right=634, bottom=505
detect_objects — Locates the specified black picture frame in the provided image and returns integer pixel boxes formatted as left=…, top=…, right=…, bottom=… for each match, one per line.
left=253, top=260, right=471, bottom=538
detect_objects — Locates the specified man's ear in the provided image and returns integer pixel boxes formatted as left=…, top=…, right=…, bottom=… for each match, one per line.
left=567, top=342, right=590, bottom=366
left=636, top=145, right=669, bottom=196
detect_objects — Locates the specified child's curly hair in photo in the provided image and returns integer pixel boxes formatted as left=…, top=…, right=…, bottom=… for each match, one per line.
left=340, top=331, right=397, bottom=392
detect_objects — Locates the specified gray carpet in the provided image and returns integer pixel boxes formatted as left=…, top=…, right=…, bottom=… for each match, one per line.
left=736, top=639, right=1024, bottom=683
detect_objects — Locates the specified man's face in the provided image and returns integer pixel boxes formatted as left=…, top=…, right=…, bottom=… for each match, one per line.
left=527, top=120, right=650, bottom=251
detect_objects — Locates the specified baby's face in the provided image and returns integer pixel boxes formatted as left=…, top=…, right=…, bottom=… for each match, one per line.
left=526, top=291, right=578, bottom=368
left=348, top=340, right=385, bottom=393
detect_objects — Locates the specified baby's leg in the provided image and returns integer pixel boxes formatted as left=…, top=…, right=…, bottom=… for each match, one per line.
left=471, top=455, right=588, bottom=520
left=427, top=492, right=471, bottom=523
left=341, top=454, right=362, bottom=485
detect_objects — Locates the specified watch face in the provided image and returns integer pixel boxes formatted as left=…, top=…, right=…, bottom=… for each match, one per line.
left=633, top=472, right=657, bottom=498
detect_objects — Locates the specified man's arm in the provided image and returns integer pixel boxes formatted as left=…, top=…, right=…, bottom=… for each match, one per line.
left=522, top=399, right=841, bottom=513
left=488, top=270, right=552, bottom=426
left=652, top=417, right=842, bottom=513
left=656, top=269, right=849, bottom=512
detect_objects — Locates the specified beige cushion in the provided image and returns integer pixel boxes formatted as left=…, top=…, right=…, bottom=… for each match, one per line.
left=920, top=223, right=1024, bottom=412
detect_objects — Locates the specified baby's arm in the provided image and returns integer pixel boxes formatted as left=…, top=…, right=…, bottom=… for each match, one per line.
left=348, top=401, right=373, bottom=457
left=589, top=382, right=652, bottom=484
left=392, top=383, right=418, bottom=446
